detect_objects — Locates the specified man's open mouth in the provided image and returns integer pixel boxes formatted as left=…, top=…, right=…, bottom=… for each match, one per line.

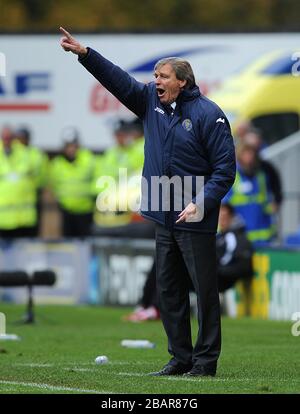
left=156, top=88, right=166, bottom=98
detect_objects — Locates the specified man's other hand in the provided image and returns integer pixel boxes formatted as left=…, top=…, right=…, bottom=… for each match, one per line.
left=176, top=202, right=197, bottom=224
left=59, top=27, right=87, bottom=58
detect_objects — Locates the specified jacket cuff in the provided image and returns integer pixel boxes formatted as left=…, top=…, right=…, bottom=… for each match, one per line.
left=78, top=47, right=91, bottom=62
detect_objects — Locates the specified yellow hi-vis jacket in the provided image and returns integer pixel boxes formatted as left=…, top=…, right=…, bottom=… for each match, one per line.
left=0, top=141, right=38, bottom=230
left=92, top=140, right=144, bottom=227
left=27, top=145, right=49, bottom=189
left=49, top=149, right=95, bottom=214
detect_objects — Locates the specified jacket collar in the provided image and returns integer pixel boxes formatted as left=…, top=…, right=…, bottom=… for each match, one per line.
left=177, top=85, right=201, bottom=103
left=159, top=85, right=201, bottom=115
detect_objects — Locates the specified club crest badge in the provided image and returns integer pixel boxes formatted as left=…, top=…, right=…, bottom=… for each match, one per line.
left=182, top=118, right=193, bottom=132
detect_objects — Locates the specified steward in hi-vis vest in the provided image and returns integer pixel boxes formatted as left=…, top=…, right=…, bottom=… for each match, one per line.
left=0, top=126, right=39, bottom=237
left=49, top=128, right=95, bottom=237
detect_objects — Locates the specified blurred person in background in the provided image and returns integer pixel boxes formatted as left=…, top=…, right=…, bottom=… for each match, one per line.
left=127, top=117, right=145, bottom=171
left=217, top=203, right=253, bottom=292
left=128, top=117, right=144, bottom=141
left=234, top=119, right=253, bottom=143
left=243, top=130, right=283, bottom=213
left=93, top=118, right=158, bottom=319
left=98, top=119, right=137, bottom=178
left=0, top=126, right=39, bottom=238
left=223, top=142, right=277, bottom=246
left=92, top=119, right=145, bottom=232
left=15, top=127, right=49, bottom=236
left=49, top=127, right=95, bottom=237
left=123, top=260, right=160, bottom=322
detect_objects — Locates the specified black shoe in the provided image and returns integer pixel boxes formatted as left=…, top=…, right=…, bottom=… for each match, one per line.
left=150, top=362, right=192, bottom=376
left=183, top=365, right=216, bottom=377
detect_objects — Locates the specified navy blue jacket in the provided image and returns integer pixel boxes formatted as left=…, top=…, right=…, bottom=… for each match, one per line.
left=79, top=48, right=236, bottom=233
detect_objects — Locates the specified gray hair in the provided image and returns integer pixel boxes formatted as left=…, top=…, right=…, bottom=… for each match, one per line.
left=154, top=57, right=196, bottom=89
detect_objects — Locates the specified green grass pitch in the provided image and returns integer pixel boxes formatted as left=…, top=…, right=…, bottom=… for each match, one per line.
left=0, top=303, right=299, bottom=394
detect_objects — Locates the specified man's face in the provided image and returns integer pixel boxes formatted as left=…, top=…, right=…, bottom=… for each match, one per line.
left=115, top=130, right=130, bottom=147
left=154, top=63, right=186, bottom=105
left=238, top=147, right=257, bottom=175
left=64, top=143, right=78, bottom=159
left=1, top=127, right=13, bottom=147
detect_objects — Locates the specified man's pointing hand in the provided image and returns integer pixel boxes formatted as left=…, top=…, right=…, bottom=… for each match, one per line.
left=59, top=27, right=87, bottom=58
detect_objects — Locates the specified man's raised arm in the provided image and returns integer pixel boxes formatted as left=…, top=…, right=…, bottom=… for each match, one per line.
left=59, top=27, right=148, bottom=118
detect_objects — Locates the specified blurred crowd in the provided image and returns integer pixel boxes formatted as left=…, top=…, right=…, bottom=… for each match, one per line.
left=224, top=119, right=283, bottom=247
left=0, top=117, right=284, bottom=243
left=0, top=118, right=145, bottom=239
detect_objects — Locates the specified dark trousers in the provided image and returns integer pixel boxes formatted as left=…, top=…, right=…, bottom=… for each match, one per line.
left=155, top=224, right=221, bottom=370
left=0, top=226, right=38, bottom=239
left=218, top=276, right=238, bottom=293
left=140, top=260, right=158, bottom=308
left=61, top=209, right=93, bottom=238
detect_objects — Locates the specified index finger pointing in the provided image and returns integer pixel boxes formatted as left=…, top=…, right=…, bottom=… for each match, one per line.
left=59, top=27, right=72, bottom=39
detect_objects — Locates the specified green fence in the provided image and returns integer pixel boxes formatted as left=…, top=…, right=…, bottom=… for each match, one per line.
left=235, top=248, right=300, bottom=320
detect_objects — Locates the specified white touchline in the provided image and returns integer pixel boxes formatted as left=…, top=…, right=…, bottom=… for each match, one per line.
left=63, top=368, right=95, bottom=372
left=104, top=361, right=155, bottom=365
left=117, top=372, right=203, bottom=382
left=13, top=361, right=155, bottom=368
left=14, top=363, right=54, bottom=368
left=0, top=380, right=111, bottom=394
left=116, top=373, right=298, bottom=383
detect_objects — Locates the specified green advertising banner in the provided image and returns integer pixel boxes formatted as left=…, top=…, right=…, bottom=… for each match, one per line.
left=235, top=248, right=300, bottom=320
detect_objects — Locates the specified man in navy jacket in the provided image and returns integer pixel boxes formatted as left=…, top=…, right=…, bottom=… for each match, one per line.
left=60, top=27, right=236, bottom=377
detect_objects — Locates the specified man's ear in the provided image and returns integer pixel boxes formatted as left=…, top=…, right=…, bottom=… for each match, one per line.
left=179, top=79, right=187, bottom=89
